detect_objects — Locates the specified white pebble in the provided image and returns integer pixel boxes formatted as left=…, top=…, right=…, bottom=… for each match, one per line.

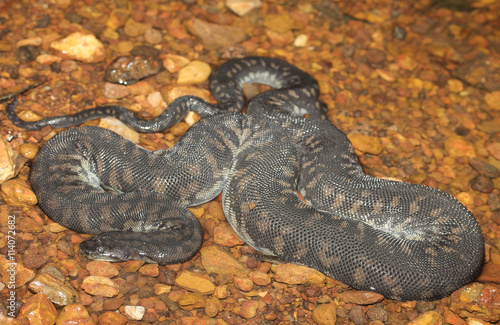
left=226, top=0, right=262, bottom=16
left=123, top=305, right=145, bottom=320
left=294, top=34, right=308, bottom=47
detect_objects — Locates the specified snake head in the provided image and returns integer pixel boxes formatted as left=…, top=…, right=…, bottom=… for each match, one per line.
left=79, top=233, right=127, bottom=262
left=78, top=228, right=202, bottom=265
left=79, top=232, right=157, bottom=263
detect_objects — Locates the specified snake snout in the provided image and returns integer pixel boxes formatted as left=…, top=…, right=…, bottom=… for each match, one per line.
left=79, top=233, right=130, bottom=262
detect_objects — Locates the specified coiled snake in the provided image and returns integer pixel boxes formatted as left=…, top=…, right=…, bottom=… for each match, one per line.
left=6, top=57, right=484, bottom=301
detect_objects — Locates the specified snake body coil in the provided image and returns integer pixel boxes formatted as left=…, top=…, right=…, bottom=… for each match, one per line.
left=6, top=57, right=483, bottom=300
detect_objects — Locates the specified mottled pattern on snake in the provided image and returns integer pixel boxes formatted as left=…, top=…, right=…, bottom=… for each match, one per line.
left=6, top=57, right=484, bottom=301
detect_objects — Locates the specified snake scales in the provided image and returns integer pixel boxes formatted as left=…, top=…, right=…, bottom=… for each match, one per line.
left=6, top=57, right=483, bottom=301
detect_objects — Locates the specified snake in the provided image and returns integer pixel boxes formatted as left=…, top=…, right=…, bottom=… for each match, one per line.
left=6, top=57, right=484, bottom=301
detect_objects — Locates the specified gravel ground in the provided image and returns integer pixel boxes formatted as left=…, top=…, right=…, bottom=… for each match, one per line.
left=0, top=0, right=499, bottom=324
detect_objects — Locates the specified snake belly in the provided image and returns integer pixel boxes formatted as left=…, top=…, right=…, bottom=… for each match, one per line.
left=7, top=57, right=483, bottom=301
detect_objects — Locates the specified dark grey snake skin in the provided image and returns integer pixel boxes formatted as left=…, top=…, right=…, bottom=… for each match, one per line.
left=6, top=57, right=484, bottom=301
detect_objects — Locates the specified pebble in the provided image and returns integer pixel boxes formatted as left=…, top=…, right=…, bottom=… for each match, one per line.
left=348, top=305, right=368, bottom=325
left=0, top=178, right=38, bottom=207
left=41, top=264, right=66, bottom=282
left=85, top=261, right=119, bottom=278
left=0, top=40, right=11, bottom=52
left=304, top=286, right=322, bottom=297
left=416, top=301, right=436, bottom=313
left=48, top=223, right=68, bottom=233
left=139, top=263, right=159, bottom=277
left=144, top=27, right=162, bottom=44
left=153, top=283, right=171, bottom=295
left=186, top=18, right=246, bottom=50
left=484, top=91, right=500, bottom=110
left=23, top=254, right=47, bottom=269
left=449, top=283, right=500, bottom=323
left=239, top=300, right=259, bottom=319
left=142, top=308, right=159, bottom=322
left=234, top=276, right=254, bottom=291
left=486, top=142, right=500, bottom=160
left=160, top=85, right=212, bottom=105
left=50, top=32, right=105, bottom=63
left=478, top=119, right=500, bottom=134
left=397, top=54, right=418, bottom=70
left=98, top=117, right=140, bottom=143
left=248, top=270, right=271, bottom=286
left=348, top=134, right=383, bottom=155
left=129, top=80, right=155, bottom=96
left=294, top=34, right=308, bottom=47
left=64, top=12, right=82, bottom=24
left=146, top=91, right=166, bottom=110
left=175, top=270, right=216, bottom=294
left=208, top=201, right=226, bottom=220
left=169, top=122, right=190, bottom=137
left=56, top=303, right=93, bottom=324
left=98, top=311, right=128, bottom=324
left=106, top=8, right=130, bottom=30
left=14, top=108, right=43, bottom=122
left=470, top=175, right=494, bottom=193
left=392, top=25, right=407, bottom=40
left=123, top=305, right=145, bottom=320
left=185, top=111, right=201, bottom=126
left=477, top=263, right=500, bottom=284
left=200, top=245, right=250, bottom=277
left=263, top=13, right=295, bottom=34
left=29, top=272, right=80, bottom=306
left=266, top=29, right=294, bottom=47
left=272, top=264, right=326, bottom=286
left=16, top=45, right=41, bottom=63
left=19, top=143, right=39, bottom=159
left=105, top=56, right=163, bottom=85
left=17, top=36, right=42, bottom=47
left=103, top=296, right=125, bottom=310
left=226, top=0, right=262, bottom=16
left=177, top=293, right=205, bottom=310
left=0, top=255, right=35, bottom=287
left=166, top=18, right=190, bottom=39
left=366, top=48, right=387, bottom=67
left=213, top=223, right=245, bottom=247
left=103, top=82, right=130, bottom=99
left=0, top=134, right=18, bottom=183
left=213, top=284, right=229, bottom=299
left=17, top=293, right=57, bottom=324
left=121, top=260, right=144, bottom=273
left=468, top=319, right=492, bottom=325
left=123, top=18, right=148, bottom=37
left=177, top=60, right=212, bottom=85
left=35, top=54, right=62, bottom=65
left=448, top=78, right=464, bottom=93
left=162, top=54, right=190, bottom=73
left=18, top=214, right=43, bottom=233
left=205, top=297, right=224, bottom=317
left=367, top=306, right=389, bottom=322
left=469, top=157, right=500, bottom=178
left=341, top=290, right=385, bottom=305
left=408, top=310, right=443, bottom=325
left=312, top=303, right=337, bottom=325
left=444, top=310, right=466, bottom=325
left=60, top=60, right=79, bottom=73
left=444, top=136, right=476, bottom=158
left=488, top=193, right=500, bottom=212
left=81, top=276, right=120, bottom=297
